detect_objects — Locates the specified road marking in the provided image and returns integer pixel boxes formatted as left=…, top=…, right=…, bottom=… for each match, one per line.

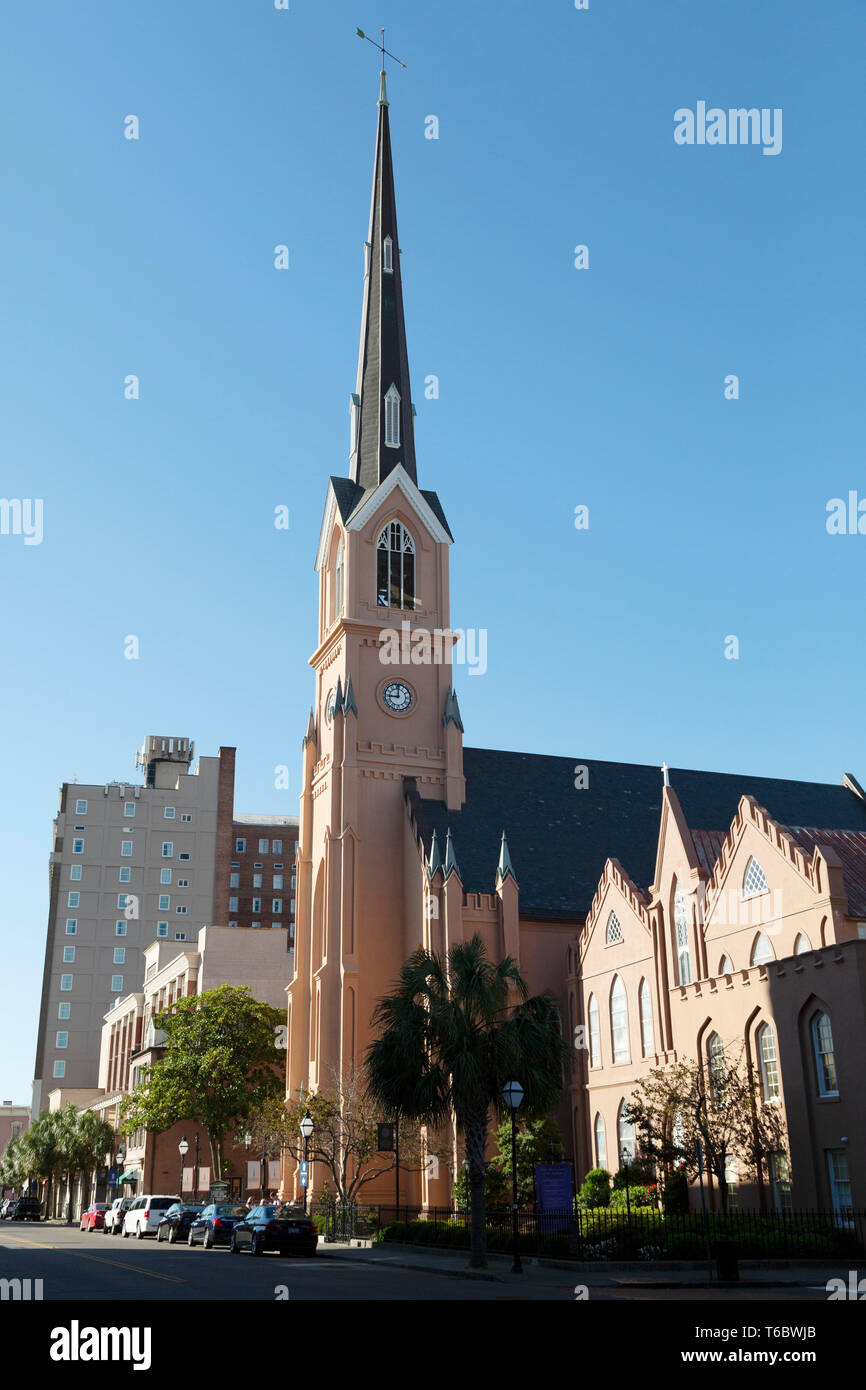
left=0, top=1232, right=185, bottom=1284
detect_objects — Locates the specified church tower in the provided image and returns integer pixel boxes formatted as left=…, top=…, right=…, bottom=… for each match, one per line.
left=285, top=70, right=465, bottom=1175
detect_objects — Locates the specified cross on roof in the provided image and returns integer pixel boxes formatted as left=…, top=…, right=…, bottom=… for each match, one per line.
left=356, top=26, right=407, bottom=74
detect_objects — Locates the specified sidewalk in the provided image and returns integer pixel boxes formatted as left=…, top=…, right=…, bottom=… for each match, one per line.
left=322, top=1240, right=851, bottom=1290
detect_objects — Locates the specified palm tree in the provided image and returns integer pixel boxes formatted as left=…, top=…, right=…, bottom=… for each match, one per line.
left=365, top=933, right=568, bottom=1268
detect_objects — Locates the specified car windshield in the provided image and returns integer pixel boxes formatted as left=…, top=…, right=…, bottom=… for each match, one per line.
left=183, top=1205, right=205, bottom=1213
left=213, top=1205, right=238, bottom=1216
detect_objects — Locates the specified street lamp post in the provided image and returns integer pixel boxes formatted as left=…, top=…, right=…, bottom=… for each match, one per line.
left=243, top=1132, right=251, bottom=1200
left=261, top=1141, right=268, bottom=1205
left=178, top=1136, right=189, bottom=1199
left=620, top=1147, right=632, bottom=1223
left=193, top=1133, right=200, bottom=1199
left=502, top=1080, right=525, bottom=1274
left=299, top=1111, right=314, bottom=1215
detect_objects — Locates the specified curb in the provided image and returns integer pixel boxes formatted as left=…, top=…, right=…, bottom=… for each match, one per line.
left=324, top=1247, right=507, bottom=1283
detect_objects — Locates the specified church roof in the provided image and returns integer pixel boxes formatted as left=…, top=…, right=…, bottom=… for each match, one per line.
left=326, top=475, right=453, bottom=542
left=406, top=748, right=866, bottom=920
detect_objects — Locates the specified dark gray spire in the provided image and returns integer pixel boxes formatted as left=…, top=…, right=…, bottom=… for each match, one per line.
left=427, top=829, right=443, bottom=880
left=496, top=830, right=518, bottom=887
left=350, top=79, right=417, bottom=491
left=444, top=828, right=461, bottom=881
left=342, top=674, right=358, bottom=718
left=443, top=685, right=464, bottom=732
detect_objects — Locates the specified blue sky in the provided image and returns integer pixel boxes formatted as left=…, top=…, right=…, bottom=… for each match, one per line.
left=1, top=0, right=864, bottom=1100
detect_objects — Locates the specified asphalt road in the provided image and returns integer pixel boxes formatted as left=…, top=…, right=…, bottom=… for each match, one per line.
left=0, top=1222, right=572, bottom=1301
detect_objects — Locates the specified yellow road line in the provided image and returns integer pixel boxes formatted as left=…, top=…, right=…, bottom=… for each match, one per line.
left=0, top=1231, right=185, bottom=1284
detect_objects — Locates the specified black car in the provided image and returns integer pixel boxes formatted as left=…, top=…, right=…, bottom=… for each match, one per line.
left=156, top=1203, right=205, bottom=1244
left=230, top=1205, right=318, bottom=1257
left=187, top=1203, right=247, bottom=1248
left=5, top=1197, right=42, bottom=1222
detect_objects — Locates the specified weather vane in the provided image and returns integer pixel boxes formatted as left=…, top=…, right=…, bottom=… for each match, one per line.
left=356, top=26, right=407, bottom=73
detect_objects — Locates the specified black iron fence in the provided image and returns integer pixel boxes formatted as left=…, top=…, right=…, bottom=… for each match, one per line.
left=315, top=1201, right=866, bottom=1261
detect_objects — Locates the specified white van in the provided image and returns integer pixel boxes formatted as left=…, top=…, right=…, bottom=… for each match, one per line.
left=121, top=1195, right=181, bottom=1239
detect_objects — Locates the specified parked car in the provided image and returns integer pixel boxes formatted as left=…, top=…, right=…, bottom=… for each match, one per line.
left=187, top=1203, right=248, bottom=1249
left=103, top=1197, right=134, bottom=1235
left=0, top=1198, right=15, bottom=1219
left=121, top=1195, right=181, bottom=1239
left=156, top=1203, right=205, bottom=1244
left=230, top=1204, right=318, bottom=1257
left=4, top=1197, right=42, bottom=1222
left=79, top=1202, right=110, bottom=1232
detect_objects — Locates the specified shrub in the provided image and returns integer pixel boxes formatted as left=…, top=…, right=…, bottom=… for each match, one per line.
left=612, top=1163, right=653, bottom=1191
left=661, top=1167, right=689, bottom=1214
left=610, top=1184, right=654, bottom=1212
left=578, top=1167, right=611, bottom=1209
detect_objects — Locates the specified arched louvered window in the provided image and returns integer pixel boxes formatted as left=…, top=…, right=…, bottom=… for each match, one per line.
left=751, top=932, right=774, bottom=966
left=594, top=1113, right=607, bottom=1169
left=383, top=235, right=394, bottom=273
left=639, top=978, right=654, bottom=1057
left=708, top=1031, right=726, bottom=1103
left=812, top=1011, right=838, bottom=1097
left=334, top=536, right=344, bottom=620
left=743, top=856, right=768, bottom=897
left=757, top=1023, right=781, bottom=1102
left=587, top=994, right=600, bottom=1067
left=376, top=520, right=415, bottom=609
left=718, top=955, right=733, bottom=976
left=610, top=977, right=629, bottom=1063
left=674, top=882, right=691, bottom=985
left=605, top=911, right=622, bottom=945
left=384, top=383, right=401, bottom=447
left=794, top=933, right=810, bottom=955
left=617, top=1101, right=636, bottom=1165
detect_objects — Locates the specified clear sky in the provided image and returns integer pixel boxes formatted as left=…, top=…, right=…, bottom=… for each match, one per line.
left=1, top=0, right=864, bottom=1101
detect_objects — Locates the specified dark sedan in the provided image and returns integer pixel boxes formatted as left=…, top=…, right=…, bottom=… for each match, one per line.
left=5, top=1197, right=42, bottom=1222
left=230, top=1204, right=318, bottom=1257
left=156, top=1203, right=205, bottom=1244
left=187, top=1203, right=247, bottom=1248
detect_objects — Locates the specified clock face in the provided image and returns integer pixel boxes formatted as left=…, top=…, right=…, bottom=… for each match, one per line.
left=325, top=689, right=337, bottom=723
left=382, top=681, right=414, bottom=713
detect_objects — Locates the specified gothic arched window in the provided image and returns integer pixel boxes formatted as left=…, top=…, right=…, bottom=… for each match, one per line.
left=334, top=536, right=344, bottom=621
left=587, top=994, right=600, bottom=1067
left=610, top=977, right=629, bottom=1064
left=751, top=932, right=774, bottom=966
left=605, top=911, right=622, bottom=945
left=743, top=856, right=768, bottom=897
left=594, top=1113, right=607, bottom=1168
left=708, top=1031, right=726, bottom=1103
left=639, top=978, right=654, bottom=1057
left=674, top=882, right=691, bottom=985
left=811, top=1011, right=838, bottom=1097
left=757, top=1022, right=781, bottom=1102
left=617, top=1101, right=636, bottom=1165
left=383, top=235, right=394, bottom=273
left=794, top=933, right=810, bottom=955
left=384, top=383, right=401, bottom=448
left=377, top=520, right=415, bottom=609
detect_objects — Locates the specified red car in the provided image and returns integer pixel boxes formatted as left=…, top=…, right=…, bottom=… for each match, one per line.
left=79, top=1203, right=110, bottom=1232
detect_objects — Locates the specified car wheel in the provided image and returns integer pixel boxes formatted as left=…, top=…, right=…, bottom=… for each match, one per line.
left=230, top=1232, right=239, bottom=1254
left=203, top=1229, right=212, bottom=1250
left=251, top=1232, right=263, bottom=1257
left=168, top=1226, right=177, bottom=1244
left=156, top=1227, right=164, bottom=1243
left=136, top=1225, right=145, bottom=1240
left=122, top=1226, right=129, bottom=1239
left=187, top=1229, right=195, bottom=1247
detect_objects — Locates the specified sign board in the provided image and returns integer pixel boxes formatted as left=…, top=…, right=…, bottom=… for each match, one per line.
left=377, top=1123, right=394, bottom=1152
left=535, top=1163, right=574, bottom=1232
left=108, top=1169, right=118, bottom=1185
left=198, top=1166, right=211, bottom=1192
left=299, top=1161, right=308, bottom=1187
left=210, top=1180, right=229, bottom=1202
left=267, top=1160, right=281, bottom=1187
left=182, top=1168, right=194, bottom=1192
left=247, top=1160, right=261, bottom=1188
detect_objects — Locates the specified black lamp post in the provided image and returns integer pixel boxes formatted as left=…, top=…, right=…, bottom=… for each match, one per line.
left=261, top=1140, right=268, bottom=1205
left=502, top=1079, right=524, bottom=1274
left=620, top=1146, right=632, bottom=1222
left=299, top=1111, right=314, bottom=1215
left=178, top=1136, right=189, bottom=1199
left=243, top=1132, right=251, bottom=1199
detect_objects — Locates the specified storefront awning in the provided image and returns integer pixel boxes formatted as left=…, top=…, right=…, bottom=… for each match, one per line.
left=118, top=1170, right=138, bottom=1183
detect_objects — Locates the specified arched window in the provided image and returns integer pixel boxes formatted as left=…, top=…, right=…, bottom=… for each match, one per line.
left=610, top=977, right=629, bottom=1063
left=757, top=1023, right=781, bottom=1102
left=794, top=933, right=810, bottom=955
left=383, top=235, right=394, bottom=273
left=743, top=856, right=768, bottom=897
left=812, top=1011, right=838, bottom=1096
left=671, top=1106, right=685, bottom=1157
left=587, top=994, right=600, bottom=1067
left=639, top=978, right=654, bottom=1056
left=334, top=536, right=344, bottom=620
left=594, top=1113, right=607, bottom=1169
left=605, top=911, right=622, bottom=945
left=718, top=955, right=733, bottom=975
left=384, top=383, right=401, bottom=447
left=708, top=1031, right=726, bottom=1103
left=617, top=1101, right=636, bottom=1165
left=376, top=520, right=415, bottom=609
left=751, top=932, right=774, bottom=966
left=674, top=882, right=691, bottom=985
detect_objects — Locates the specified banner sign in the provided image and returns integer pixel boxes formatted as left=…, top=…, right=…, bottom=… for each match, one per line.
left=181, top=1169, right=193, bottom=1192
left=377, top=1123, right=394, bottom=1152
left=247, top=1160, right=261, bottom=1188
left=267, top=1160, right=281, bottom=1187
left=535, top=1163, right=574, bottom=1232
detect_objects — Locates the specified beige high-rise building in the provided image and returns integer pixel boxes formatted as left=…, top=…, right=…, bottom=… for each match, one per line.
left=31, top=736, right=236, bottom=1115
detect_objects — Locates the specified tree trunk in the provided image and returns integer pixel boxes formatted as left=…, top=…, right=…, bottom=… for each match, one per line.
left=465, top=1109, right=488, bottom=1269
left=209, top=1132, right=222, bottom=1182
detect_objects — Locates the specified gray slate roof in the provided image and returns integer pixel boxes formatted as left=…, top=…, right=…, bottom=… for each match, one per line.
left=406, top=748, right=866, bottom=920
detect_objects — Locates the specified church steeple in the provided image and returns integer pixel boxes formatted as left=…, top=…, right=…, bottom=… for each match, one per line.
left=350, top=71, right=417, bottom=492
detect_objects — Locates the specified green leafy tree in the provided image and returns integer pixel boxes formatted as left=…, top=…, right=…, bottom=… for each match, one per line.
left=625, top=1044, right=788, bottom=1215
left=454, top=1114, right=565, bottom=1208
left=578, top=1166, right=611, bottom=1210
left=365, top=934, right=568, bottom=1268
left=120, top=985, right=285, bottom=1179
